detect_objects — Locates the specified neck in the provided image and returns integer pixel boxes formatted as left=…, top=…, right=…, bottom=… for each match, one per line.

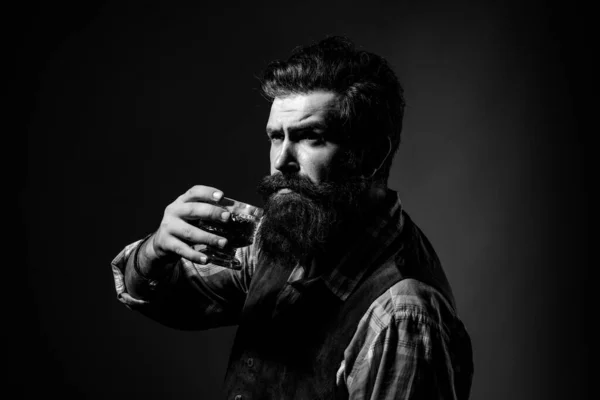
left=366, top=181, right=389, bottom=209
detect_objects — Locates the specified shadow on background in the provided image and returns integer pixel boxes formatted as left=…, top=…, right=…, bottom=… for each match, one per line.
left=12, top=0, right=588, bottom=399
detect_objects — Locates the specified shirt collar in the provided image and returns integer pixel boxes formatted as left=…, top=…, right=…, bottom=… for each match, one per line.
left=287, top=189, right=404, bottom=301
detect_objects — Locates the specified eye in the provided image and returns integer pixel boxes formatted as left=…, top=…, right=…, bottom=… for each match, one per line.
left=301, top=131, right=325, bottom=145
left=267, top=133, right=283, bottom=143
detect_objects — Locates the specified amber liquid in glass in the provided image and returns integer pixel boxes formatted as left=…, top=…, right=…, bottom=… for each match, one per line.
left=196, top=208, right=261, bottom=269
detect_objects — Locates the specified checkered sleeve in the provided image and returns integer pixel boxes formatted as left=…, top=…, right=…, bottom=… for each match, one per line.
left=338, top=278, right=468, bottom=399
left=111, top=238, right=258, bottom=330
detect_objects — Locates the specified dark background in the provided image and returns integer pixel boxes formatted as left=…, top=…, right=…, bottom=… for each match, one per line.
left=11, top=0, right=589, bottom=399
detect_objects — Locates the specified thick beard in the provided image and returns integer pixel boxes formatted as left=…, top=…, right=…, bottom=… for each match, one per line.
left=255, top=172, right=369, bottom=268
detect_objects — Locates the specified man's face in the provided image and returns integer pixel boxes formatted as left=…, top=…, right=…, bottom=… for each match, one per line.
left=266, top=91, right=343, bottom=185
left=257, top=91, right=369, bottom=266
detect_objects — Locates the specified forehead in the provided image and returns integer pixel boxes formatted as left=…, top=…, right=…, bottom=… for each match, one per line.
left=267, top=91, right=340, bottom=128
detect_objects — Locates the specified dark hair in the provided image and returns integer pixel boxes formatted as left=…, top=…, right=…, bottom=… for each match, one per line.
left=260, top=36, right=405, bottom=181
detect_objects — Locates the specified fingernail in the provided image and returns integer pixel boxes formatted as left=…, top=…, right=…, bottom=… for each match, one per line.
left=218, top=238, right=227, bottom=248
left=200, top=255, right=208, bottom=263
left=221, top=211, right=230, bottom=221
left=213, top=191, right=223, bottom=200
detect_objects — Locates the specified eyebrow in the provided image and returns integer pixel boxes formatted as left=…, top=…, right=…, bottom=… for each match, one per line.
left=266, top=120, right=329, bottom=135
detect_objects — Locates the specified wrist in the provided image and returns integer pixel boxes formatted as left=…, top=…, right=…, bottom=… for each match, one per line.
left=134, top=234, right=175, bottom=281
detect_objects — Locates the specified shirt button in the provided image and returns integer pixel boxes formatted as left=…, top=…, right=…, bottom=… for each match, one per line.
left=234, top=395, right=242, bottom=400
left=246, top=358, right=254, bottom=368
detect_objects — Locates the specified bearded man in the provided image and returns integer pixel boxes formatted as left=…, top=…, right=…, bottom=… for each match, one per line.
left=111, top=36, right=474, bottom=399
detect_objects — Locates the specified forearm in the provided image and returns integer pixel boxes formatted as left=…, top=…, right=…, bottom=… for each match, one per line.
left=111, top=238, right=253, bottom=331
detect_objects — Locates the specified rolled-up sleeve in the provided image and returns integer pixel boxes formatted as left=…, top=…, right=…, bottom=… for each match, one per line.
left=110, top=239, right=258, bottom=331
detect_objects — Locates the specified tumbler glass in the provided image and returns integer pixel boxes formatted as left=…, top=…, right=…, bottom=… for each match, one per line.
left=196, top=197, right=263, bottom=269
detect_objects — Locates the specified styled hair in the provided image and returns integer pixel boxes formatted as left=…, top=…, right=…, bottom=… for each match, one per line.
left=260, top=36, right=405, bottom=181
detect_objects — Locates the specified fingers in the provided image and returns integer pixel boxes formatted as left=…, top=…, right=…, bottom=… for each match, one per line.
left=167, top=218, right=228, bottom=249
left=168, top=201, right=230, bottom=224
left=163, top=235, right=209, bottom=264
left=153, top=185, right=234, bottom=264
left=179, top=185, right=225, bottom=204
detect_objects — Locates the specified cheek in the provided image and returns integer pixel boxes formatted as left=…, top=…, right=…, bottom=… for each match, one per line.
left=301, top=147, right=342, bottom=182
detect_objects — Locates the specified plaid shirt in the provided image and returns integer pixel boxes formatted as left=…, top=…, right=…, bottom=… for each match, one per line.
left=112, top=191, right=473, bottom=399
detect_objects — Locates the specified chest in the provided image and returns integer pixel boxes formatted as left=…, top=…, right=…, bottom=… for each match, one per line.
left=223, top=260, right=404, bottom=400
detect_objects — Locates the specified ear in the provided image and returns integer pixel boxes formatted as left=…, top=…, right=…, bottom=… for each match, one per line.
left=365, top=137, right=392, bottom=179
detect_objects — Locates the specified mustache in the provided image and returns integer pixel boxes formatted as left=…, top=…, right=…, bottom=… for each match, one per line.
left=256, top=173, right=339, bottom=203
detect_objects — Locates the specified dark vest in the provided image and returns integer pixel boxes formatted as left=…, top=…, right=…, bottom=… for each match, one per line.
left=223, top=213, right=455, bottom=400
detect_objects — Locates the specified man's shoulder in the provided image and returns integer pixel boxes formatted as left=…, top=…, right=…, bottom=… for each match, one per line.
left=365, top=278, right=458, bottom=335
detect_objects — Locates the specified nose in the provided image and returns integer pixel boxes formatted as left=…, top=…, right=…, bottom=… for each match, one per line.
left=273, top=139, right=300, bottom=174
